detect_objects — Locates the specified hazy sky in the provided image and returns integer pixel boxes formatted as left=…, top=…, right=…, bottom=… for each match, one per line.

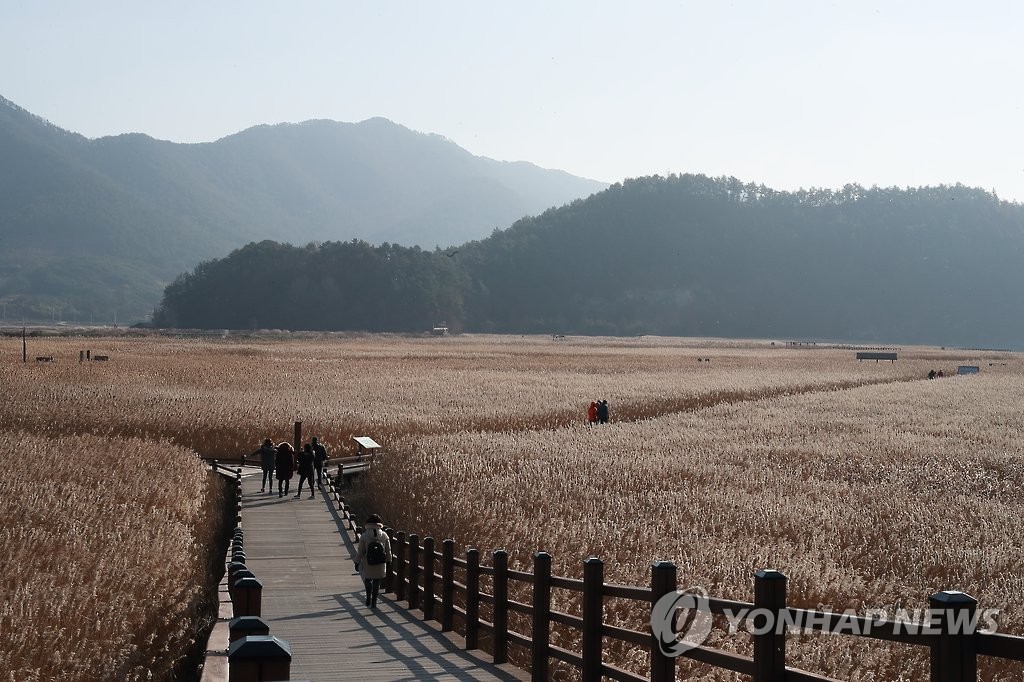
left=2, top=1, right=1022, bottom=201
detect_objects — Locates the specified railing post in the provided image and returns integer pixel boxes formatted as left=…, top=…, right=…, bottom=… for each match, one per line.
left=753, top=569, right=787, bottom=682
left=293, top=420, right=302, bottom=454
left=582, top=556, right=604, bottom=681
left=228, top=616, right=270, bottom=642
left=408, top=533, right=420, bottom=610
left=650, top=560, right=677, bottom=682
left=233, top=576, right=263, bottom=617
left=493, top=549, right=509, bottom=664
left=383, top=528, right=396, bottom=594
left=466, top=548, right=480, bottom=650
left=228, top=635, right=291, bottom=682
left=532, top=551, right=552, bottom=681
left=422, top=537, right=436, bottom=621
left=441, top=539, right=455, bottom=632
left=227, top=561, right=247, bottom=598
left=930, top=591, right=978, bottom=682
left=394, top=532, right=407, bottom=600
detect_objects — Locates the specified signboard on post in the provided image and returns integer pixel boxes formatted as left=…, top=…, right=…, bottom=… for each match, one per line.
left=353, top=436, right=381, bottom=459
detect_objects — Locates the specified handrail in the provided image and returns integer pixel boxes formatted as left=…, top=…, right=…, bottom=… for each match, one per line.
left=329, top=476, right=1023, bottom=681
left=327, top=453, right=376, bottom=467
left=205, top=458, right=241, bottom=479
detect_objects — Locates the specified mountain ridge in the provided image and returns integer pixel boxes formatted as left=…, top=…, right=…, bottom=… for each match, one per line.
left=0, top=94, right=606, bottom=322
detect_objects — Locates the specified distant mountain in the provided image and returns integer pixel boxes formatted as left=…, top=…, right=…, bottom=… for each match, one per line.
left=154, top=175, right=1024, bottom=350
left=0, top=95, right=605, bottom=323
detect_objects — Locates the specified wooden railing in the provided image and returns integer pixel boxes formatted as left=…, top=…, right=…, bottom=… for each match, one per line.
left=199, top=454, right=245, bottom=468
left=327, top=479, right=1024, bottom=682
left=327, top=453, right=375, bottom=479
left=204, top=458, right=243, bottom=479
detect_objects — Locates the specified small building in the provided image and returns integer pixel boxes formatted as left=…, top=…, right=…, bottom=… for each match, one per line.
left=855, top=351, right=897, bottom=362
left=956, top=365, right=980, bottom=375
left=431, top=326, right=449, bottom=336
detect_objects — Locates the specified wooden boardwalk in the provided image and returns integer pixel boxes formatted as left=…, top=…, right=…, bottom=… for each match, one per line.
left=238, top=467, right=528, bottom=681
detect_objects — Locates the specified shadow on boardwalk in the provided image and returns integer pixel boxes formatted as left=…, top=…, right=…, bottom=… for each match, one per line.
left=238, top=467, right=527, bottom=681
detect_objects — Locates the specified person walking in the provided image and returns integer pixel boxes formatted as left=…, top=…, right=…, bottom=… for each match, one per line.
left=597, top=399, right=609, bottom=424
left=355, top=514, right=392, bottom=608
left=275, top=442, right=295, bottom=498
left=252, top=438, right=276, bottom=493
left=311, top=436, right=328, bottom=487
left=295, top=443, right=316, bottom=499
left=587, top=401, right=599, bottom=426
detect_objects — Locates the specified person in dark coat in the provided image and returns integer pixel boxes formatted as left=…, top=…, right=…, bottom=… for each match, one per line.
left=251, top=438, right=276, bottom=493
left=295, top=444, right=316, bottom=499
left=597, top=399, right=609, bottom=424
left=275, top=442, right=295, bottom=498
left=311, top=436, right=328, bottom=486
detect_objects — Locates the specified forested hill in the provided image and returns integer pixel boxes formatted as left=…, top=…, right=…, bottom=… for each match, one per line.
left=0, top=95, right=604, bottom=323
left=154, top=175, right=1024, bottom=349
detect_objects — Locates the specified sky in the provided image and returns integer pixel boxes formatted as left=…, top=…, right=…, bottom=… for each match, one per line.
left=2, top=1, right=1023, bottom=201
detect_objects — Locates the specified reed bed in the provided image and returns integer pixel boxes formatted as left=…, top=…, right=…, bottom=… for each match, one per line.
left=0, top=430, right=222, bottom=681
left=1, top=334, right=951, bottom=457
left=369, top=372, right=1024, bottom=680
left=3, top=333, right=1017, bottom=679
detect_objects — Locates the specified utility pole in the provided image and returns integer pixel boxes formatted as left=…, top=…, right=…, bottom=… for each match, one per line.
left=22, top=327, right=27, bottom=363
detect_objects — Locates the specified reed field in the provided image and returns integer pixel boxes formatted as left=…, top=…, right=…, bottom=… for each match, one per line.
left=0, top=430, right=225, bottom=680
left=2, top=332, right=1020, bottom=680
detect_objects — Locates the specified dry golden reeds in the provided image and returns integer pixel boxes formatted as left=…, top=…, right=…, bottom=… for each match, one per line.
left=3, top=333, right=1018, bottom=679
left=0, top=430, right=221, bottom=680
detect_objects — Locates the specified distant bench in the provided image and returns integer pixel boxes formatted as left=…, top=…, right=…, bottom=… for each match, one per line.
left=93, top=355, right=109, bottom=361
left=35, top=355, right=54, bottom=363
left=856, top=351, right=897, bottom=362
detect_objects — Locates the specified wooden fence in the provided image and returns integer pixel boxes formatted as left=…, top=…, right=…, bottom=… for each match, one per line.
left=199, top=452, right=372, bottom=479
left=328, top=479, right=1024, bottom=682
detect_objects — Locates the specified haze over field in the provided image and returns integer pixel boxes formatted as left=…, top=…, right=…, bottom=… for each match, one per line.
left=2, top=2, right=1020, bottom=202
left=2, top=2, right=1022, bottom=347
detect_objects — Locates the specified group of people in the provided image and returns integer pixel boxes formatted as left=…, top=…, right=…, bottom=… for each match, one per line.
left=252, top=436, right=329, bottom=498
left=927, top=369, right=945, bottom=379
left=250, top=436, right=391, bottom=609
left=587, top=399, right=610, bottom=425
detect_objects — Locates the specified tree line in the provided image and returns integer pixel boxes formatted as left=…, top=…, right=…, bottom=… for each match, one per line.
left=154, top=174, right=1024, bottom=349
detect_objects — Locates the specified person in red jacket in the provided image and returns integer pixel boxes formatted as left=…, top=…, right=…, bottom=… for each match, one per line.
left=587, top=400, right=599, bottom=426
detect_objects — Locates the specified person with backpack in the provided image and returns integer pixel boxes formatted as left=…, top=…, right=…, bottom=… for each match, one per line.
left=355, top=513, right=392, bottom=608
left=294, top=443, right=316, bottom=499
left=311, top=436, right=328, bottom=486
